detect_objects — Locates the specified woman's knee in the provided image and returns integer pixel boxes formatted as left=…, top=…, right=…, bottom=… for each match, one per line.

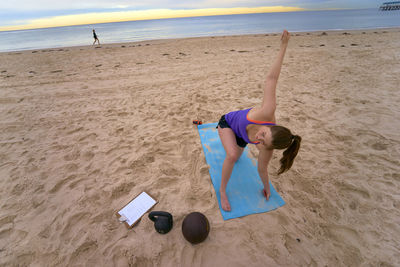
left=225, top=150, right=241, bottom=162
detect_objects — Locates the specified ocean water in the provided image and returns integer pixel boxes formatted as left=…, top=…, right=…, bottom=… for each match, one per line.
left=0, top=8, right=399, bottom=52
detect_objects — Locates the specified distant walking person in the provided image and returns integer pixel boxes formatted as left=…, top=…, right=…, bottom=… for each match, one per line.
left=93, top=29, right=100, bottom=45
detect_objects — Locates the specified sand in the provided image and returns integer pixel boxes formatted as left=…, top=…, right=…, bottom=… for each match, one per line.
left=0, top=28, right=399, bottom=266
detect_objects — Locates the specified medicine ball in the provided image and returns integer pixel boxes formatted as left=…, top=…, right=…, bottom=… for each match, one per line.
left=182, top=212, right=210, bottom=244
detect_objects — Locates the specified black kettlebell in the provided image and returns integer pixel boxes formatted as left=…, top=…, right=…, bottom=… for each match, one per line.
left=148, top=211, right=173, bottom=234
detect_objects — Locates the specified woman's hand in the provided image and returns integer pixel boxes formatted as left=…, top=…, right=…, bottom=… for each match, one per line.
left=263, top=185, right=271, bottom=201
left=280, top=30, right=290, bottom=46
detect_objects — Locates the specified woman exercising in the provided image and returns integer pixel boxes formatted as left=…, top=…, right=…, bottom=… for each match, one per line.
left=217, top=30, right=301, bottom=211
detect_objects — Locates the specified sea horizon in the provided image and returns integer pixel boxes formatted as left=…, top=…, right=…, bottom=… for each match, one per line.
left=1, top=8, right=399, bottom=52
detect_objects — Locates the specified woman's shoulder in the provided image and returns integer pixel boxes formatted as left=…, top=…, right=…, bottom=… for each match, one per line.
left=247, top=107, right=276, bottom=123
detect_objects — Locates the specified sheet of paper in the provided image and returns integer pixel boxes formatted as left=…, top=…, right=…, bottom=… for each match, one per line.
left=118, top=192, right=157, bottom=226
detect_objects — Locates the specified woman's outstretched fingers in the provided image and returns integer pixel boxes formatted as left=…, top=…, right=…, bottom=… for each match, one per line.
left=263, top=188, right=270, bottom=200
left=281, top=30, right=290, bottom=45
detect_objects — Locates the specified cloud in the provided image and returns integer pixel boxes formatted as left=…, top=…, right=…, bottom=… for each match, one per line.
left=0, top=6, right=304, bottom=31
left=0, top=0, right=377, bottom=12
left=1, top=0, right=305, bottom=11
left=0, top=0, right=378, bottom=30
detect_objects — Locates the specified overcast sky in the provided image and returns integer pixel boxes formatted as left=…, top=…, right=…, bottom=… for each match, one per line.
left=0, top=0, right=380, bottom=31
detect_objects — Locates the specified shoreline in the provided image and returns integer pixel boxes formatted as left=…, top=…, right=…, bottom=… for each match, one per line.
left=1, top=26, right=400, bottom=54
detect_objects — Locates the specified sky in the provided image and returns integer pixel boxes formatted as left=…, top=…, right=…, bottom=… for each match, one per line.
left=0, top=1, right=380, bottom=31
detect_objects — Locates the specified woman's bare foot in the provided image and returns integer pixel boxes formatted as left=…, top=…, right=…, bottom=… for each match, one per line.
left=220, top=191, right=231, bottom=211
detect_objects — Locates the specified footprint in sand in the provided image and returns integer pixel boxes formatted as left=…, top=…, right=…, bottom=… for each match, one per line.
left=159, top=161, right=180, bottom=176
left=371, top=142, right=387, bottom=151
left=11, top=183, right=27, bottom=196
left=49, top=174, right=78, bottom=193
left=71, top=239, right=98, bottom=261
left=66, top=126, right=84, bottom=135
left=111, top=181, right=136, bottom=199
left=60, top=211, right=91, bottom=240
left=82, top=150, right=95, bottom=161
left=38, top=225, right=51, bottom=239
left=64, top=149, right=80, bottom=161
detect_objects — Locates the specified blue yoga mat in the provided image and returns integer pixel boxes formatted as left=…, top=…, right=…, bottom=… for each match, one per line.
left=198, top=123, right=285, bottom=220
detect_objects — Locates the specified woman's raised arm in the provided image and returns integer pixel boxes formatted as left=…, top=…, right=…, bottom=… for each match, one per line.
left=260, top=30, right=290, bottom=117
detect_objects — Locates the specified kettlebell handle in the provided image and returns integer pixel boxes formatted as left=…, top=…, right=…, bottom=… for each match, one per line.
left=149, top=211, right=172, bottom=222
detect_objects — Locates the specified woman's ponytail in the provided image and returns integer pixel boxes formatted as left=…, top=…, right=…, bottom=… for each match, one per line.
left=277, top=135, right=301, bottom=175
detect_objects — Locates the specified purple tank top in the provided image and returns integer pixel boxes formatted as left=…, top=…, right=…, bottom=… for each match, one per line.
left=225, top=108, right=275, bottom=144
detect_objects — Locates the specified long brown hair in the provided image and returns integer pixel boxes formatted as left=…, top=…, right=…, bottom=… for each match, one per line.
left=270, top=125, right=302, bottom=175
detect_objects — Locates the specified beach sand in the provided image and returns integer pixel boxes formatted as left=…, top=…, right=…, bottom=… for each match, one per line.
left=1, top=28, right=399, bottom=266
